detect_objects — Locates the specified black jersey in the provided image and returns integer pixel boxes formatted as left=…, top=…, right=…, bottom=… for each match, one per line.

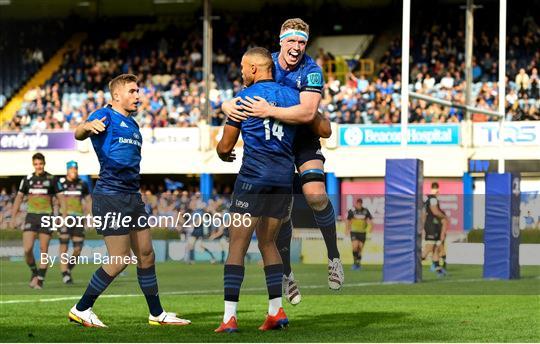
left=58, top=177, right=89, bottom=215
left=18, top=172, right=62, bottom=214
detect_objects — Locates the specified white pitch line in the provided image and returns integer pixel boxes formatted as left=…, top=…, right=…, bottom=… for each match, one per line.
left=3, top=277, right=537, bottom=305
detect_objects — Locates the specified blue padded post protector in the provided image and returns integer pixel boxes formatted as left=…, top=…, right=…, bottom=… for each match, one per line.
left=484, top=173, right=521, bottom=280
left=383, top=159, right=423, bottom=283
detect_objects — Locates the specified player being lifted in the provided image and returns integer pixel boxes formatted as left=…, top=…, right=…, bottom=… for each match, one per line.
left=11, top=153, right=65, bottom=289
left=421, top=182, right=448, bottom=276
left=215, top=47, right=300, bottom=332
left=68, top=74, right=190, bottom=327
left=222, top=18, right=344, bottom=305
left=57, top=160, right=90, bottom=284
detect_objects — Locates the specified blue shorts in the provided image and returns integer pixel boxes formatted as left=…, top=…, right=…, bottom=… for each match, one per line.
left=293, top=127, right=325, bottom=168
left=229, top=179, right=292, bottom=219
left=92, top=193, right=149, bottom=236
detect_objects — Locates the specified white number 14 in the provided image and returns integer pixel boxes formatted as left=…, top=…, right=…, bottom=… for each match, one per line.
left=264, top=119, right=284, bottom=141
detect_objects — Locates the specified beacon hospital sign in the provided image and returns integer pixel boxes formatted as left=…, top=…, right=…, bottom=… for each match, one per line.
left=339, top=124, right=461, bottom=146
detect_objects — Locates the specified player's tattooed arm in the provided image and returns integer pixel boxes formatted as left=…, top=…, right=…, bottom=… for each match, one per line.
left=216, top=124, right=240, bottom=162
left=309, top=111, right=332, bottom=138
left=222, top=98, right=249, bottom=122
left=240, top=91, right=320, bottom=124
left=75, top=116, right=107, bottom=140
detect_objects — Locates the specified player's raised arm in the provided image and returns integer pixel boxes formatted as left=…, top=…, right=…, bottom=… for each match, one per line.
left=74, top=116, right=107, bottom=140
left=216, top=123, right=241, bottom=162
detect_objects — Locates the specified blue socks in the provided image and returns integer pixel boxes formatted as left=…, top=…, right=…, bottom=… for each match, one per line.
left=313, top=202, right=340, bottom=260
left=224, top=264, right=245, bottom=302
left=76, top=267, right=115, bottom=311
left=137, top=265, right=164, bottom=317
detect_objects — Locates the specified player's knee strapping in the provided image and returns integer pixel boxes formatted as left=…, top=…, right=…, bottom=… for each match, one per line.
left=300, top=168, right=325, bottom=185
left=224, top=264, right=245, bottom=302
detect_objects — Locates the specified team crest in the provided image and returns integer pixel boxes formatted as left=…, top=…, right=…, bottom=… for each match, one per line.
left=307, top=72, right=322, bottom=87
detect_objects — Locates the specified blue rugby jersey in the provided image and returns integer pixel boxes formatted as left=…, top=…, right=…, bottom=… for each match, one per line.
left=227, top=80, right=300, bottom=187
left=87, top=105, right=142, bottom=194
left=271, top=52, right=325, bottom=147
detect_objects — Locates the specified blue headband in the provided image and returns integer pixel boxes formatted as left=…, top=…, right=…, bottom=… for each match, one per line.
left=66, top=160, right=78, bottom=169
left=279, top=29, right=309, bottom=42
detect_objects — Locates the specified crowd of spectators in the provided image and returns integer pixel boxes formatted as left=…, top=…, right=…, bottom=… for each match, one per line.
left=0, top=181, right=232, bottom=236
left=3, top=7, right=539, bottom=131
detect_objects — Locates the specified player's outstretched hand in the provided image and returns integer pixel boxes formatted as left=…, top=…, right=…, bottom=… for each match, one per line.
left=218, top=149, right=236, bottom=162
left=84, top=117, right=107, bottom=135
left=222, top=97, right=248, bottom=122
left=240, top=96, right=271, bottom=118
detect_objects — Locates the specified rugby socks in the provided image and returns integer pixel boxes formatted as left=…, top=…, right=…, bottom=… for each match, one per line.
left=68, top=262, right=76, bottom=272
left=353, top=251, right=361, bottom=266
left=28, top=262, right=38, bottom=277
left=276, top=219, right=293, bottom=276
left=441, top=255, right=447, bottom=269
left=433, top=260, right=440, bottom=270
left=223, top=264, right=244, bottom=322
left=76, top=267, right=115, bottom=311
left=137, top=265, right=164, bottom=317
left=264, top=264, right=283, bottom=316
left=313, top=202, right=340, bottom=260
left=37, top=268, right=47, bottom=281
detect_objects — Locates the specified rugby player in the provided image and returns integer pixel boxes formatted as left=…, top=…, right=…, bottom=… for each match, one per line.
left=58, top=160, right=90, bottom=284
left=345, top=198, right=373, bottom=270
left=421, top=182, right=448, bottom=276
left=11, top=153, right=65, bottom=289
left=222, top=18, right=344, bottom=304
left=215, top=47, right=299, bottom=332
left=68, top=74, right=190, bottom=327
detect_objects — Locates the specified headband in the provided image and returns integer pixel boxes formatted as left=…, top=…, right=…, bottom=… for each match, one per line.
left=279, top=29, right=309, bottom=42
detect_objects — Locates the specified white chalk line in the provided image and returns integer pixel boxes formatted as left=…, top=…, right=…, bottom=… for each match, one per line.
left=2, top=277, right=538, bottom=305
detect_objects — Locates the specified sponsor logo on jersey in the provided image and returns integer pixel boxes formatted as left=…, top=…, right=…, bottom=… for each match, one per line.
left=119, top=137, right=142, bottom=146
left=235, top=199, right=249, bottom=209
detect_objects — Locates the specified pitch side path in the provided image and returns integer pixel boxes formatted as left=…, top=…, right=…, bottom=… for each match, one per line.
left=1, top=262, right=539, bottom=342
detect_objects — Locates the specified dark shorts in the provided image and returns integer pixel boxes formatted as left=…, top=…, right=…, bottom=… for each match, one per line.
left=229, top=179, right=292, bottom=219
left=59, top=222, right=85, bottom=238
left=24, top=213, right=53, bottom=235
left=92, top=193, right=149, bottom=236
left=424, top=222, right=442, bottom=241
left=293, top=129, right=325, bottom=169
left=351, top=232, right=367, bottom=243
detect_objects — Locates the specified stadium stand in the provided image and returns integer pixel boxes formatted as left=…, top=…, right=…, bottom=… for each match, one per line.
left=1, top=5, right=538, bottom=130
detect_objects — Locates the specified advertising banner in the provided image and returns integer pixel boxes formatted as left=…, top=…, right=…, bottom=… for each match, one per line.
left=473, top=122, right=540, bottom=146
left=339, top=124, right=460, bottom=146
left=0, top=131, right=77, bottom=150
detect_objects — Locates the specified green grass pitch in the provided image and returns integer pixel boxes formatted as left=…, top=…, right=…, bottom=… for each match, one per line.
left=1, top=261, right=539, bottom=342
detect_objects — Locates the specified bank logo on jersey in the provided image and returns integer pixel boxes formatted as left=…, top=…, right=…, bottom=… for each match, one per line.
left=307, top=72, right=323, bottom=87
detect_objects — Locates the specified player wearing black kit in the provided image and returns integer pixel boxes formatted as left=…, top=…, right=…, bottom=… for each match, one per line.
left=58, top=160, right=90, bottom=284
left=11, top=153, right=65, bottom=289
